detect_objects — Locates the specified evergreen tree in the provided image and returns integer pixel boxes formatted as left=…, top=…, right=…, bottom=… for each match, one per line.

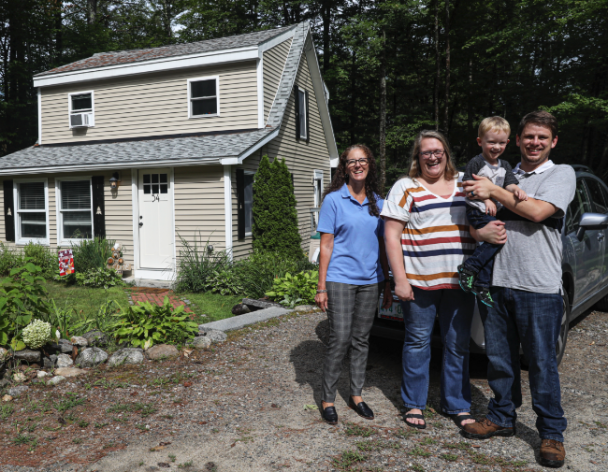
left=252, top=156, right=304, bottom=259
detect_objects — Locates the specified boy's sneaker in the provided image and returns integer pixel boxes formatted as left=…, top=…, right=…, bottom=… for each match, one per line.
left=457, top=265, right=476, bottom=293
left=475, top=286, right=494, bottom=307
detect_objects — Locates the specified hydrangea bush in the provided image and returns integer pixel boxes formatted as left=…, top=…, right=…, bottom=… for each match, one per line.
left=22, top=319, right=52, bottom=349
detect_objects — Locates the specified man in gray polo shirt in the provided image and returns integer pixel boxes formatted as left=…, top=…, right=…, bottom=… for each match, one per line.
left=462, top=111, right=575, bottom=469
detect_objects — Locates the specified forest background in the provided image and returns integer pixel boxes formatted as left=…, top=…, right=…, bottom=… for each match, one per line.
left=1, top=0, right=607, bottom=192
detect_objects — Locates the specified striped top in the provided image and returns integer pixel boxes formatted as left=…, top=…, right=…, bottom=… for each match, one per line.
left=381, top=173, right=476, bottom=290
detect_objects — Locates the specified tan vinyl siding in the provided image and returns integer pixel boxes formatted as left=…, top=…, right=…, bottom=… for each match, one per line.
left=232, top=53, right=331, bottom=260
left=174, top=166, right=226, bottom=261
left=41, top=61, right=259, bottom=145
left=263, top=39, right=292, bottom=123
left=0, top=172, right=134, bottom=268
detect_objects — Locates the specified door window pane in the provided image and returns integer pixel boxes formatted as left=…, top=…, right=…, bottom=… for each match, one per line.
left=586, top=179, right=608, bottom=214
left=19, top=182, right=45, bottom=210
left=21, top=212, right=46, bottom=238
left=244, top=174, right=254, bottom=233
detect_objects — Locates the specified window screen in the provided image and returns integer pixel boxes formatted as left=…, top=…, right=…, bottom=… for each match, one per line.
left=191, top=79, right=217, bottom=116
left=17, top=182, right=47, bottom=239
left=60, top=180, right=92, bottom=239
left=71, top=93, right=92, bottom=112
left=244, top=174, right=254, bottom=233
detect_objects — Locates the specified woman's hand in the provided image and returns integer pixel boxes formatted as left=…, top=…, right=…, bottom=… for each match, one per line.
left=381, top=282, right=393, bottom=309
left=315, top=291, right=328, bottom=312
left=476, top=220, right=507, bottom=244
left=394, top=281, right=415, bottom=301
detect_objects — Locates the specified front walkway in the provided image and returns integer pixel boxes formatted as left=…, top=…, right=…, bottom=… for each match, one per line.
left=128, top=287, right=193, bottom=313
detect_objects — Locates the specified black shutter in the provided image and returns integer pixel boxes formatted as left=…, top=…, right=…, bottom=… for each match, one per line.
left=3, top=180, right=14, bottom=242
left=236, top=169, right=245, bottom=240
left=305, top=90, right=310, bottom=143
left=92, top=176, right=106, bottom=239
left=294, top=88, right=300, bottom=141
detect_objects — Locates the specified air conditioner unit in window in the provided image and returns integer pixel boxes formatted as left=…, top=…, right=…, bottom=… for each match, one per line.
left=70, top=113, right=94, bottom=128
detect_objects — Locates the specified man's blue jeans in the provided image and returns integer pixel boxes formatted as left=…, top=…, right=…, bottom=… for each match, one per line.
left=400, top=287, right=475, bottom=414
left=481, top=287, right=567, bottom=442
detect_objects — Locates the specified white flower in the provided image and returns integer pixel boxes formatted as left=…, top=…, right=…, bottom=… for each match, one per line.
left=22, top=319, right=52, bottom=349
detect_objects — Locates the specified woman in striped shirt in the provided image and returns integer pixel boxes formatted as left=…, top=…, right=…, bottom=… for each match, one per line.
left=381, top=130, right=477, bottom=431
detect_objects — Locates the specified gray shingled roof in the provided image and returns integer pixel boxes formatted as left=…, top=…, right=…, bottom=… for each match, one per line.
left=36, top=25, right=297, bottom=76
left=0, top=22, right=310, bottom=174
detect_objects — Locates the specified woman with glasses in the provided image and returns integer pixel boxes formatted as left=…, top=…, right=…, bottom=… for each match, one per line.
left=315, top=144, right=393, bottom=425
left=381, top=130, right=477, bottom=431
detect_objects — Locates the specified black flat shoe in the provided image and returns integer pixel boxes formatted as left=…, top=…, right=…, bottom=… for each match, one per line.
left=348, top=397, right=374, bottom=420
left=321, top=406, right=338, bottom=425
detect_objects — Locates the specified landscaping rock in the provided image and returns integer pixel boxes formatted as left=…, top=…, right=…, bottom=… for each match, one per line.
left=48, top=376, right=66, bottom=386
left=146, top=344, right=179, bottom=360
left=0, top=347, right=9, bottom=362
left=75, top=347, right=108, bottom=367
left=37, top=371, right=51, bottom=378
left=2, top=395, right=12, bottom=402
left=197, top=329, right=227, bottom=343
left=242, top=298, right=279, bottom=310
left=13, top=372, right=26, bottom=383
left=83, top=330, right=108, bottom=347
left=8, top=386, right=28, bottom=397
left=54, top=367, right=87, bottom=378
left=59, top=340, right=73, bottom=354
left=43, top=357, right=54, bottom=369
left=13, top=349, right=41, bottom=363
left=108, top=348, right=144, bottom=367
left=70, top=336, right=88, bottom=347
left=56, top=354, right=74, bottom=368
left=231, top=303, right=251, bottom=315
left=189, top=336, right=211, bottom=349
left=295, top=304, right=317, bottom=312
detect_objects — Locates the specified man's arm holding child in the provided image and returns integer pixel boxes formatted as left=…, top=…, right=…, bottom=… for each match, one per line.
left=505, top=184, right=528, bottom=202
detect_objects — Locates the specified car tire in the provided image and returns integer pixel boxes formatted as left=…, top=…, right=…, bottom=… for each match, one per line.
left=594, top=293, right=608, bottom=312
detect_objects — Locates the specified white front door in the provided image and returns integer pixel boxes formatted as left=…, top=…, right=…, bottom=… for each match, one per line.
left=138, top=169, right=173, bottom=269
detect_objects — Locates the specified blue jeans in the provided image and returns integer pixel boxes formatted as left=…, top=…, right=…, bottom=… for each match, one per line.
left=481, top=287, right=567, bottom=442
left=464, top=207, right=503, bottom=289
left=400, top=287, right=475, bottom=414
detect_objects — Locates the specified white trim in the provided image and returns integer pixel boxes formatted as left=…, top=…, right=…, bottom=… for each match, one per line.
left=256, top=58, right=265, bottom=128
left=170, top=168, right=177, bottom=272
left=330, top=157, right=339, bottom=168
left=13, top=178, right=50, bottom=246
left=258, top=28, right=298, bottom=54
left=220, top=128, right=279, bottom=165
left=134, top=269, right=175, bottom=281
left=37, top=89, right=42, bottom=145
left=55, top=176, right=95, bottom=245
left=68, top=90, right=95, bottom=128
left=223, top=166, right=233, bottom=260
left=33, top=47, right=260, bottom=88
left=131, top=169, right=140, bottom=273
left=187, top=76, right=220, bottom=119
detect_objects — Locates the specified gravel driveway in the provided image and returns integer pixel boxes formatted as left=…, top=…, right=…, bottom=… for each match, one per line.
left=2, top=308, right=608, bottom=472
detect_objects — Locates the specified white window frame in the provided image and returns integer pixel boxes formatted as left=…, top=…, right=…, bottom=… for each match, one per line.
left=313, top=170, right=324, bottom=207
left=297, top=87, right=307, bottom=140
left=13, top=178, right=50, bottom=246
left=187, top=76, right=220, bottom=119
left=244, top=170, right=255, bottom=237
left=68, top=90, right=95, bottom=128
left=55, top=177, right=95, bottom=245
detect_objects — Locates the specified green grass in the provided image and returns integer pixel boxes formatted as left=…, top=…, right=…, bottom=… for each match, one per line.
left=44, top=281, right=129, bottom=317
left=178, top=291, right=242, bottom=322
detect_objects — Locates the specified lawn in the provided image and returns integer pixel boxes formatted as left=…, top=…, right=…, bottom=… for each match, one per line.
left=179, top=292, right=242, bottom=322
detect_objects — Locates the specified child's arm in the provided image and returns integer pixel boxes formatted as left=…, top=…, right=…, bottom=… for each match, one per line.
left=484, top=199, right=497, bottom=216
left=506, top=184, right=528, bottom=201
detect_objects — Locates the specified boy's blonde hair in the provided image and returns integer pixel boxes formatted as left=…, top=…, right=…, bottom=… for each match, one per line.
left=478, top=116, right=511, bottom=138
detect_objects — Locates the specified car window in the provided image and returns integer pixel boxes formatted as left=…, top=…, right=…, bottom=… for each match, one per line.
left=565, top=179, right=592, bottom=234
left=585, top=178, right=608, bottom=214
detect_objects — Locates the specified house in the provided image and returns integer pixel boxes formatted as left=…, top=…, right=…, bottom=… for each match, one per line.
left=0, top=22, right=338, bottom=281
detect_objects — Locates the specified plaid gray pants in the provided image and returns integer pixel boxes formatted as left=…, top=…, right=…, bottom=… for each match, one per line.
left=322, top=281, right=380, bottom=403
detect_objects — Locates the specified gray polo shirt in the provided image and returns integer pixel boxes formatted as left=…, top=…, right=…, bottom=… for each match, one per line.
left=492, top=161, right=576, bottom=294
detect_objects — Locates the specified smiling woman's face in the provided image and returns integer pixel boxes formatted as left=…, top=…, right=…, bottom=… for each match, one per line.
left=418, top=138, right=447, bottom=181
left=345, top=147, right=369, bottom=183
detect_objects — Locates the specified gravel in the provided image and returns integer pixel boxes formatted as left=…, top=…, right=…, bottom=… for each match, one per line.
left=1, top=309, right=607, bottom=472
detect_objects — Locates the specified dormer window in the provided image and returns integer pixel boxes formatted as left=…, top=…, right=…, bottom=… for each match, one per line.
left=68, top=91, right=95, bottom=128
left=188, top=77, right=219, bottom=118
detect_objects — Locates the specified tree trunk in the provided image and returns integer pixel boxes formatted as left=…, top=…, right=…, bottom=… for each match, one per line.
left=54, top=0, right=62, bottom=64
left=322, top=0, right=330, bottom=73
left=162, top=0, right=172, bottom=39
left=443, top=0, right=450, bottom=135
left=87, top=0, right=97, bottom=25
left=379, top=29, right=387, bottom=193
left=467, top=57, right=473, bottom=154
left=596, top=132, right=608, bottom=180
left=434, top=0, right=440, bottom=130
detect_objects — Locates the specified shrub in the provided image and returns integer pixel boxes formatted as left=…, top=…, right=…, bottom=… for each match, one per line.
left=112, top=298, right=199, bottom=349
left=75, top=267, right=124, bottom=289
left=0, top=243, right=24, bottom=276
left=21, top=319, right=52, bottom=349
left=23, top=243, right=55, bottom=277
left=71, top=238, right=115, bottom=273
left=205, top=269, right=243, bottom=295
left=265, top=270, right=318, bottom=308
left=252, top=156, right=304, bottom=259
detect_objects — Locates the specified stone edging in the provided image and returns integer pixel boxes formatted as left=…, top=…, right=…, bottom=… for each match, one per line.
left=198, top=306, right=293, bottom=332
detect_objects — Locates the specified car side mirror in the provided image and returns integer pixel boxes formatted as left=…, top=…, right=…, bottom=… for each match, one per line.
left=576, top=212, right=608, bottom=240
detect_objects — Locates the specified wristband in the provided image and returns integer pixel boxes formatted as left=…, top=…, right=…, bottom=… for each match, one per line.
left=316, top=289, right=327, bottom=294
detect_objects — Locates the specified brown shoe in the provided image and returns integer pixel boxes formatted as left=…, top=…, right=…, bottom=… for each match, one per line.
left=461, top=417, right=515, bottom=439
left=540, top=439, right=565, bottom=468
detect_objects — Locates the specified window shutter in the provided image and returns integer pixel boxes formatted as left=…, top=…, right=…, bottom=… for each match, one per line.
left=305, top=90, right=310, bottom=143
left=294, top=88, right=300, bottom=141
left=92, top=176, right=106, bottom=239
left=3, top=180, right=14, bottom=242
left=236, top=169, right=245, bottom=240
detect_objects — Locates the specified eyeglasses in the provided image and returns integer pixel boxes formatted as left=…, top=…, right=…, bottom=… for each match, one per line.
left=420, top=150, right=445, bottom=159
left=346, top=158, right=369, bottom=167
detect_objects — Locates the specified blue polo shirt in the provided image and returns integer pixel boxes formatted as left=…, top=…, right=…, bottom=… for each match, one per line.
left=317, top=184, right=385, bottom=285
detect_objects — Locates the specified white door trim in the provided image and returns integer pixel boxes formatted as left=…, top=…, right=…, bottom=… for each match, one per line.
left=223, top=166, right=233, bottom=260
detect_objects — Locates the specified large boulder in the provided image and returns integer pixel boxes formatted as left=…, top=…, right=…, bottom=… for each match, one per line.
left=13, top=349, right=41, bottom=363
left=146, top=344, right=179, bottom=360
left=82, top=330, right=108, bottom=347
left=75, top=347, right=108, bottom=368
left=108, top=348, right=144, bottom=367
left=54, top=367, right=87, bottom=378
left=56, top=353, right=74, bottom=368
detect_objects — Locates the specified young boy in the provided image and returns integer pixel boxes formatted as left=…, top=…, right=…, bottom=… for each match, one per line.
left=458, top=116, right=527, bottom=306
